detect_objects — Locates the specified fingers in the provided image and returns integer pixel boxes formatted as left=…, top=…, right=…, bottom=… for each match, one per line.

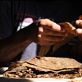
left=37, top=18, right=82, bottom=46
left=38, top=28, right=66, bottom=46
left=76, top=28, right=82, bottom=35
left=39, top=26, right=66, bottom=36
left=39, top=19, right=61, bottom=31
left=38, top=27, right=66, bottom=46
left=37, top=19, right=67, bottom=46
left=75, top=20, right=82, bottom=35
left=76, top=20, right=82, bottom=27
left=38, top=37, right=65, bottom=46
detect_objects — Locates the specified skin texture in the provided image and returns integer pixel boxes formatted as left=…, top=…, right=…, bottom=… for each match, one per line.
left=38, top=19, right=66, bottom=46
left=76, top=15, right=82, bottom=41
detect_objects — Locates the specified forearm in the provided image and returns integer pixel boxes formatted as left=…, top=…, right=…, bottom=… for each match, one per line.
left=0, top=24, right=37, bottom=63
left=0, top=32, right=31, bottom=63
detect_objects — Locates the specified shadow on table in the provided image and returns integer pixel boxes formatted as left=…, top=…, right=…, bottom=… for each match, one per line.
left=0, top=77, right=32, bottom=82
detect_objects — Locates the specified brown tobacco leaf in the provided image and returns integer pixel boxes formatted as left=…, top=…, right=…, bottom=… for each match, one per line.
left=5, top=57, right=82, bottom=72
left=27, top=57, right=82, bottom=70
left=3, top=57, right=82, bottom=78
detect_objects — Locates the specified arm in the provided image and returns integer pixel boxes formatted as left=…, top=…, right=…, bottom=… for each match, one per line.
left=0, top=23, right=38, bottom=64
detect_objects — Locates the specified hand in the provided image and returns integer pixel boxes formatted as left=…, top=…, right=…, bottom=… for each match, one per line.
left=76, top=15, right=82, bottom=34
left=75, top=16, right=82, bottom=41
left=37, top=19, right=66, bottom=46
left=76, top=20, right=82, bottom=34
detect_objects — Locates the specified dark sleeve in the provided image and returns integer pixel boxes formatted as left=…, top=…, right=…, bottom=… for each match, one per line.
left=0, top=1, right=21, bottom=39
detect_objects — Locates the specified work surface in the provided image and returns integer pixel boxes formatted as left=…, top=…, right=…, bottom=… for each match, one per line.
left=0, top=76, right=82, bottom=82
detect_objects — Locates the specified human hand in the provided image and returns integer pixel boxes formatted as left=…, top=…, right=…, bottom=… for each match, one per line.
left=75, top=16, right=82, bottom=41
left=76, top=20, right=82, bottom=34
left=37, top=19, right=66, bottom=46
